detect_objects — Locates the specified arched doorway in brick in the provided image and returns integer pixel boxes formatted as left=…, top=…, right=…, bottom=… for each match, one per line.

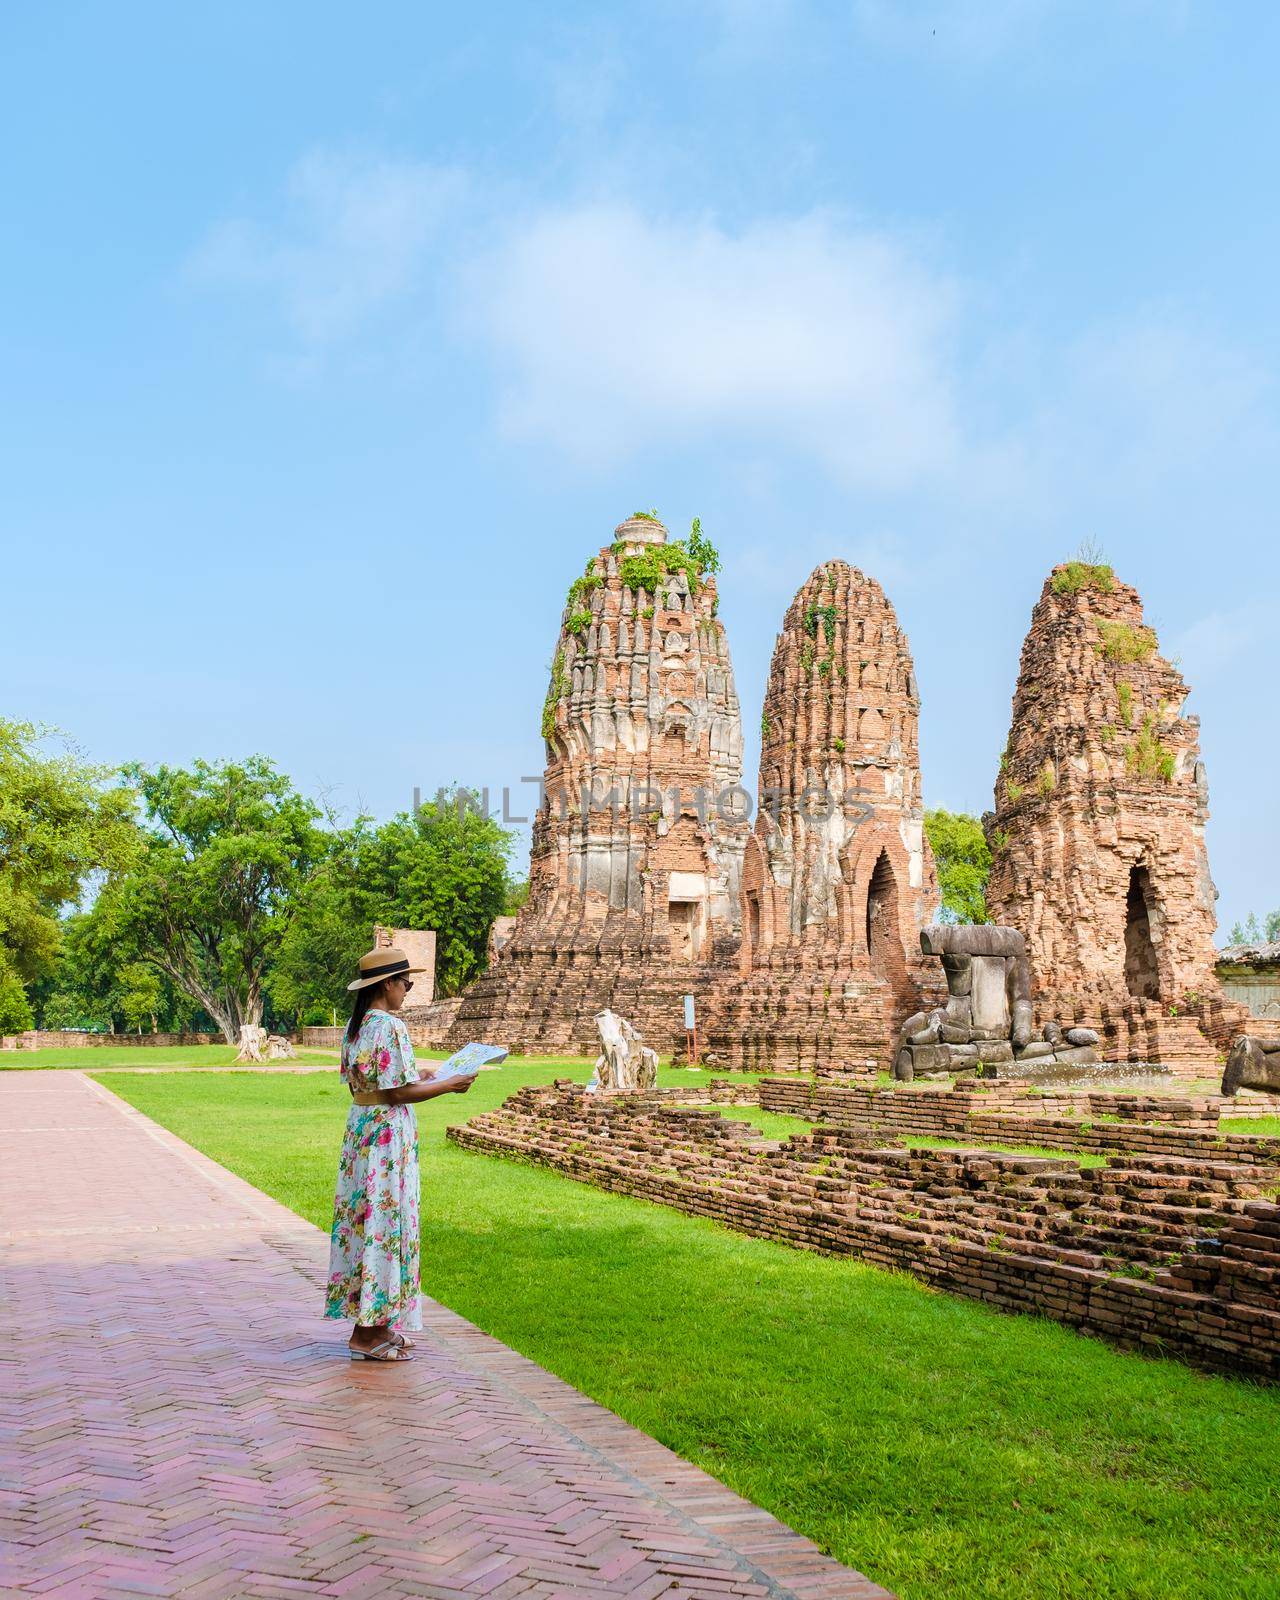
left=1124, top=864, right=1161, bottom=1000
left=866, top=849, right=905, bottom=986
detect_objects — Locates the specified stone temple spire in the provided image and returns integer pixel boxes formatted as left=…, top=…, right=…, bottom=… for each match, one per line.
left=984, top=560, right=1241, bottom=1066
left=704, top=560, right=938, bottom=1073
left=444, top=514, right=749, bottom=1055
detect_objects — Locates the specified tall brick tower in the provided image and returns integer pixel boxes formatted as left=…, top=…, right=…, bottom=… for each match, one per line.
left=704, top=560, right=938, bottom=1073
left=985, top=561, right=1242, bottom=1068
left=443, top=515, right=749, bottom=1055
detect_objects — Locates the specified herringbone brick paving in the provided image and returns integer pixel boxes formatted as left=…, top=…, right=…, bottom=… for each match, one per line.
left=0, top=1072, right=891, bottom=1600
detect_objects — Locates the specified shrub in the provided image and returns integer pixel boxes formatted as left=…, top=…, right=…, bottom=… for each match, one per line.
left=1038, top=761, right=1056, bottom=797
left=566, top=608, right=592, bottom=638
left=566, top=570, right=602, bottom=609
left=1126, top=714, right=1176, bottom=782
left=687, top=517, right=721, bottom=576
left=1098, top=620, right=1157, bottom=664
left=619, top=522, right=720, bottom=598
left=1006, top=780, right=1024, bottom=803
left=1052, top=560, right=1115, bottom=596
left=1117, top=681, right=1134, bottom=726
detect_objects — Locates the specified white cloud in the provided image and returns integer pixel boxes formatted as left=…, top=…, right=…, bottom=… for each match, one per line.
left=189, top=149, right=1275, bottom=540
left=190, top=150, right=465, bottom=344
left=466, top=203, right=963, bottom=490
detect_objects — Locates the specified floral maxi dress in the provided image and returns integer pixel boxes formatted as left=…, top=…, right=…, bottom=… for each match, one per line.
left=324, top=1009, right=422, bottom=1330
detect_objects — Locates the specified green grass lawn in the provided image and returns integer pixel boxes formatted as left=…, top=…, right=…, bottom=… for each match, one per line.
left=3, top=1044, right=338, bottom=1069
left=901, top=1133, right=1110, bottom=1168
left=1221, top=1117, right=1280, bottom=1138
left=91, top=1060, right=1280, bottom=1600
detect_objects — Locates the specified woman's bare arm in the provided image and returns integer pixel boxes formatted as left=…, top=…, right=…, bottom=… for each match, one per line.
left=386, top=1074, right=477, bottom=1105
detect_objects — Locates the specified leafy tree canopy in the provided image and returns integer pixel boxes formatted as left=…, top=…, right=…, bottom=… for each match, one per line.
left=1227, top=910, right=1280, bottom=945
left=93, top=756, right=331, bottom=1043
left=0, top=719, right=137, bottom=1032
left=269, top=788, right=516, bottom=1025
left=37, top=909, right=203, bottom=1033
left=924, top=808, right=992, bottom=926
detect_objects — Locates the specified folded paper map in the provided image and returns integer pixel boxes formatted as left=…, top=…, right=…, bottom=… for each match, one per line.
left=430, top=1041, right=509, bottom=1082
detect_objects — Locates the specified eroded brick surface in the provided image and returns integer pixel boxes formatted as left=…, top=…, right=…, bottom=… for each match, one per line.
left=985, top=565, right=1247, bottom=1067
left=703, top=561, right=939, bottom=1075
left=437, top=516, right=749, bottom=1059
left=453, top=1077, right=1280, bottom=1380
left=0, top=1071, right=891, bottom=1599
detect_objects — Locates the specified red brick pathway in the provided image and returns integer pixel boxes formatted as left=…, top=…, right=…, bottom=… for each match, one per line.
left=0, top=1073, right=891, bottom=1600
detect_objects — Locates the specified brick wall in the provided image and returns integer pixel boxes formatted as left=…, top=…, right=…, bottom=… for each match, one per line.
left=450, top=1082, right=1280, bottom=1381
left=1, top=1031, right=224, bottom=1051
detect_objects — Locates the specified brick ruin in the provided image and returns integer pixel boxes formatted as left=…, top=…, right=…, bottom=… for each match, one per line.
left=703, top=562, right=938, bottom=1074
left=452, top=1076, right=1280, bottom=1381
left=442, top=516, right=748, bottom=1055
left=984, top=564, right=1246, bottom=1074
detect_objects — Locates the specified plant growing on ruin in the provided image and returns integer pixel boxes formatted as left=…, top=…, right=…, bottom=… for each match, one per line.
left=566, top=608, right=592, bottom=638
left=1097, top=620, right=1157, bottom=664
left=832, top=736, right=845, bottom=753
left=1051, top=560, right=1115, bottom=596
left=991, top=827, right=1011, bottom=852
left=541, top=650, right=567, bottom=741
left=1038, top=761, right=1057, bottom=797
left=566, top=569, right=602, bottom=610
left=1005, top=780, right=1024, bottom=803
left=799, top=640, right=816, bottom=673
left=803, top=602, right=838, bottom=643
left=1116, top=681, right=1135, bottom=726
left=631, top=508, right=661, bottom=522
left=761, top=710, right=772, bottom=739
left=1126, top=714, right=1176, bottom=782
left=686, top=517, right=721, bottom=575
left=1100, top=723, right=1116, bottom=744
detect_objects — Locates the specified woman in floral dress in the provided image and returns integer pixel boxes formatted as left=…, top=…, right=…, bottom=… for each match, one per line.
left=324, top=945, right=476, bottom=1363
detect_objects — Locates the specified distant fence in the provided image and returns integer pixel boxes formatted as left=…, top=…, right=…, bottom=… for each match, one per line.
left=1, top=1030, right=224, bottom=1051
left=300, top=998, right=462, bottom=1053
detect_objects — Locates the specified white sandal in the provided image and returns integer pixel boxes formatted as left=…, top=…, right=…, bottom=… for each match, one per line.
left=350, top=1338, right=413, bottom=1363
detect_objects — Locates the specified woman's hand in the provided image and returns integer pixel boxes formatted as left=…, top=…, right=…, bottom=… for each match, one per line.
left=449, top=1073, right=478, bottom=1094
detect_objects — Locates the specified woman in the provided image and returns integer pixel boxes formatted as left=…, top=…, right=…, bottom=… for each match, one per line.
left=324, top=945, right=475, bottom=1363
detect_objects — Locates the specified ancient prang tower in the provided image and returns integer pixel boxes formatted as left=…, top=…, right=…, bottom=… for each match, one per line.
left=985, top=561, right=1243, bottom=1068
left=445, top=515, right=749, bottom=1054
left=704, top=561, right=939, bottom=1073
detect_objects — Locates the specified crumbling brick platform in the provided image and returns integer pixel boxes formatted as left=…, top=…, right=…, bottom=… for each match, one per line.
left=451, top=1079, right=1280, bottom=1381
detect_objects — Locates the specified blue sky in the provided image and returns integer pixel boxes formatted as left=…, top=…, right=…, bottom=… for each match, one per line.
left=3, top=1, right=1276, bottom=936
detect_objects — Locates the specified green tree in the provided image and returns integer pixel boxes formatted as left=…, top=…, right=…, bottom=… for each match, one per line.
left=0, top=719, right=136, bottom=1032
left=39, top=907, right=201, bottom=1033
left=94, top=757, right=330, bottom=1043
left=1227, top=910, right=1279, bottom=945
left=924, top=808, right=992, bottom=925
left=268, top=789, right=517, bottom=1024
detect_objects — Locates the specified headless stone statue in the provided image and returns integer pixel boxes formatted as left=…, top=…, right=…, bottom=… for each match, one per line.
left=587, top=1008, right=659, bottom=1093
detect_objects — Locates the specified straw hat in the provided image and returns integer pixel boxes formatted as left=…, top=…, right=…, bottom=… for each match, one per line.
left=346, top=946, right=428, bottom=992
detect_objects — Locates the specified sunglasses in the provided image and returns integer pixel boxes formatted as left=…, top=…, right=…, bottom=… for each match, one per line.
left=394, top=976, right=414, bottom=992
